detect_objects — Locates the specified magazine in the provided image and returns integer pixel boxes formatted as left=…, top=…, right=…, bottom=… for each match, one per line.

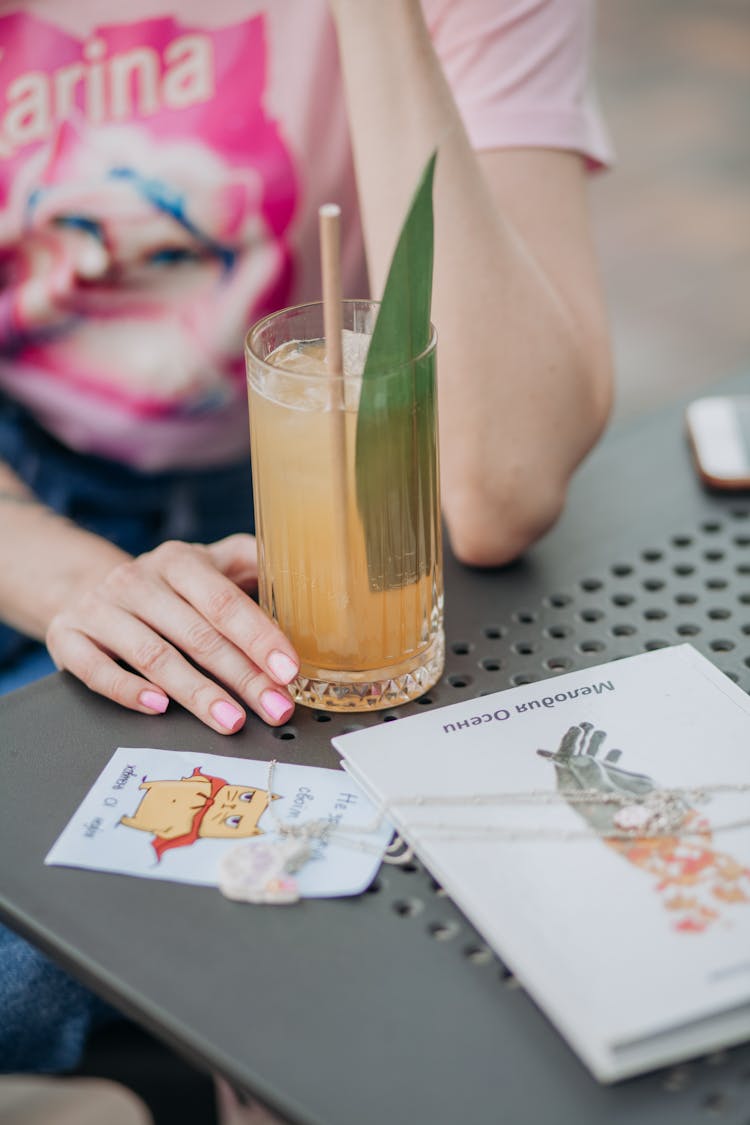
left=333, top=645, right=750, bottom=1082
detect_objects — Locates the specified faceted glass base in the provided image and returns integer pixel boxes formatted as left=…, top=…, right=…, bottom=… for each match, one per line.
left=290, top=630, right=445, bottom=713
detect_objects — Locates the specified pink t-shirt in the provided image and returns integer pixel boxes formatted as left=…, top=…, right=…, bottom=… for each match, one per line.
left=0, top=1, right=610, bottom=471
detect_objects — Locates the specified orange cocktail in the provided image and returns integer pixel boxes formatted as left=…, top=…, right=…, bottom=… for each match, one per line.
left=245, top=300, right=444, bottom=711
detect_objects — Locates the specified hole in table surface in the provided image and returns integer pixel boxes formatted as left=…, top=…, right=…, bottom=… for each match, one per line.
left=579, top=640, right=605, bottom=653
left=274, top=727, right=297, bottom=740
left=483, top=625, right=505, bottom=639
left=464, top=945, right=493, bottom=966
left=428, top=921, right=460, bottom=942
left=701, top=1091, right=728, bottom=1115
left=545, top=625, right=571, bottom=639
left=662, top=1066, right=692, bottom=1093
left=393, top=898, right=423, bottom=918
left=514, top=611, right=537, bottom=625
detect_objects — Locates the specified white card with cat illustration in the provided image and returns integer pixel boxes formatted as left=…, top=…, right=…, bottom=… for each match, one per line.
left=45, top=748, right=391, bottom=897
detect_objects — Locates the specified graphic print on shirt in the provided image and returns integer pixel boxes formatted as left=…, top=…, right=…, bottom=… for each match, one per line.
left=0, top=12, right=297, bottom=437
left=120, top=765, right=281, bottom=862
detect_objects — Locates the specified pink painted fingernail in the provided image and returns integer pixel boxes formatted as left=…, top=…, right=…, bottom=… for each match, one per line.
left=267, top=651, right=298, bottom=684
left=139, top=690, right=169, bottom=714
left=210, top=700, right=244, bottom=731
left=261, top=689, right=294, bottom=723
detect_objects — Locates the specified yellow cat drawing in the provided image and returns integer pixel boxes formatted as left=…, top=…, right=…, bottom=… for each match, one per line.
left=120, top=766, right=279, bottom=861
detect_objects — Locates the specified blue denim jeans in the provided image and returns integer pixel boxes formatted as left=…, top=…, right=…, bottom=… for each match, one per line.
left=0, top=395, right=255, bottom=1071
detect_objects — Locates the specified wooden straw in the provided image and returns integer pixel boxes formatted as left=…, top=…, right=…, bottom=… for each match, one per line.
left=318, top=203, right=351, bottom=605
left=319, top=203, right=344, bottom=378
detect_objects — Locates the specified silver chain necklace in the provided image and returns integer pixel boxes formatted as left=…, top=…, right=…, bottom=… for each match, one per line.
left=385, top=783, right=750, bottom=842
left=218, top=765, right=750, bottom=904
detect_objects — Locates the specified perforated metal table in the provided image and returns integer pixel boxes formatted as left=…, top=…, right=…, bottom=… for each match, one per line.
left=2, top=375, right=750, bottom=1124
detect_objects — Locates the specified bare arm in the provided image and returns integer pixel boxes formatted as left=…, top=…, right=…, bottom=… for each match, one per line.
left=330, top=0, right=613, bottom=566
left=0, top=459, right=299, bottom=731
left=0, top=460, right=128, bottom=639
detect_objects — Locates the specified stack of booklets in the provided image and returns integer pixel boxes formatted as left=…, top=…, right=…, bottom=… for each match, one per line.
left=333, top=645, right=750, bottom=1082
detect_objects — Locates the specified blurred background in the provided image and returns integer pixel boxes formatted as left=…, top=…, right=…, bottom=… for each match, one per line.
left=591, top=0, right=750, bottom=423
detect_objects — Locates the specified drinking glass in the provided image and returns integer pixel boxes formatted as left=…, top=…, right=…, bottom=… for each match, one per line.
left=245, top=299, right=444, bottom=711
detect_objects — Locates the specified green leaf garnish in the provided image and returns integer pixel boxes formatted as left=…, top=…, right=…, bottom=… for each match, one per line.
left=355, top=151, right=438, bottom=592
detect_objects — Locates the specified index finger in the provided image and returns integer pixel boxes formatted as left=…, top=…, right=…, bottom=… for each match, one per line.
left=155, top=542, right=299, bottom=686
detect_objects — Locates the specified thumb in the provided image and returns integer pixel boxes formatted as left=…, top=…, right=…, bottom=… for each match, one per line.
left=204, top=533, right=258, bottom=590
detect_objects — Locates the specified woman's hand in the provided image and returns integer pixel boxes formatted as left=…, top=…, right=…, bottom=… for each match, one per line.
left=45, top=533, right=298, bottom=734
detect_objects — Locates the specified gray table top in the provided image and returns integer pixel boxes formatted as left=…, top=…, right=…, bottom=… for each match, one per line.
left=2, top=374, right=750, bottom=1124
